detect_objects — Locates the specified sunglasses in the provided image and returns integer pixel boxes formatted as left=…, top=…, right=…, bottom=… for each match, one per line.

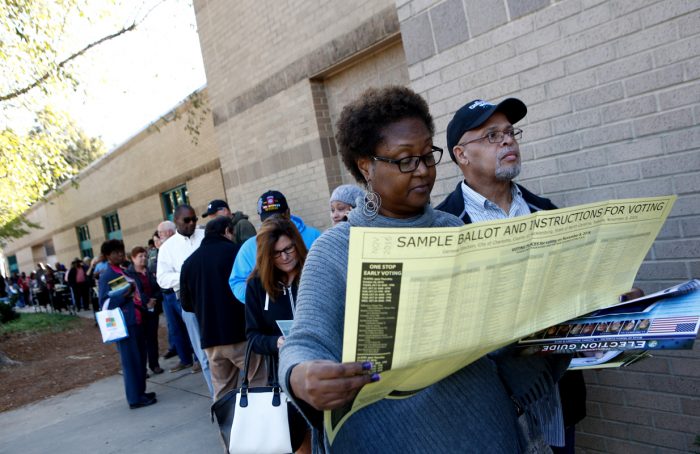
left=182, top=216, right=198, bottom=224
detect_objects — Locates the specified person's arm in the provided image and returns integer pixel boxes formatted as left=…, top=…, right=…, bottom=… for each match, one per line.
left=228, top=237, right=256, bottom=303
left=279, top=230, right=373, bottom=418
left=98, top=271, right=128, bottom=310
left=245, top=280, right=280, bottom=356
left=156, top=245, right=180, bottom=290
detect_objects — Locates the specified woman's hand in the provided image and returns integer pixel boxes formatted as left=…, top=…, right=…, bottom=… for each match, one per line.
left=277, top=336, right=285, bottom=349
left=289, top=360, right=379, bottom=411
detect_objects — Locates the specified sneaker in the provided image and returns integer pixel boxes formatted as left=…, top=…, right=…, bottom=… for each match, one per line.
left=151, top=366, right=164, bottom=375
left=169, top=362, right=192, bottom=373
left=191, top=362, right=202, bottom=373
left=163, top=350, right=177, bottom=359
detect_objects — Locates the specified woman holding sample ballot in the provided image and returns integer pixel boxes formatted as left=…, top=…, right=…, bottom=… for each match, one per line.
left=279, top=86, right=571, bottom=453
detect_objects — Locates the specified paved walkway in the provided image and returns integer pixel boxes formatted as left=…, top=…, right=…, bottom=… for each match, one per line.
left=1, top=308, right=224, bottom=453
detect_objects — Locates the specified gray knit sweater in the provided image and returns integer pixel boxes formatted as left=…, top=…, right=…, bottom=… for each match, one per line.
left=280, top=205, right=565, bottom=453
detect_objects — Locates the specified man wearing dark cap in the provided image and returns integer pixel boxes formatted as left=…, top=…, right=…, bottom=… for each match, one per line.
left=436, top=98, right=583, bottom=452
left=202, top=199, right=256, bottom=246
left=228, top=190, right=321, bottom=303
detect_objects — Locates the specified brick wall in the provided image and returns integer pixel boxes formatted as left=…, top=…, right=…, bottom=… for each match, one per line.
left=194, top=0, right=400, bottom=230
left=398, top=0, right=699, bottom=450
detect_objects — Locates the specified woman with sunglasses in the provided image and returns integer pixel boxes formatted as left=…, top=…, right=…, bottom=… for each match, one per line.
left=245, top=215, right=310, bottom=452
left=279, top=86, right=569, bottom=452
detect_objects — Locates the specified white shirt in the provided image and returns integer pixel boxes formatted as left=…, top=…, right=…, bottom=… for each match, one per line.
left=460, top=180, right=531, bottom=222
left=156, top=228, right=204, bottom=292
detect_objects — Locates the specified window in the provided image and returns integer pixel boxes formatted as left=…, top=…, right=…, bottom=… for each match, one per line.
left=103, top=212, right=122, bottom=240
left=7, top=255, right=18, bottom=274
left=44, top=240, right=56, bottom=257
left=162, top=184, right=189, bottom=220
left=76, top=224, right=94, bottom=259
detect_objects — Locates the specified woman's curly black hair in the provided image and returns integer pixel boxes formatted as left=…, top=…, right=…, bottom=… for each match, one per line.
left=101, top=239, right=125, bottom=256
left=335, top=86, right=434, bottom=184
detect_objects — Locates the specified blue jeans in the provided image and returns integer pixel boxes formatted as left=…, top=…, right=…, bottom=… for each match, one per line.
left=181, top=308, right=214, bottom=398
left=162, top=292, right=194, bottom=365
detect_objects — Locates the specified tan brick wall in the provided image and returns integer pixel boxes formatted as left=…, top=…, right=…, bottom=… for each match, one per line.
left=324, top=40, right=410, bottom=186
left=399, top=0, right=700, bottom=450
left=194, top=0, right=395, bottom=118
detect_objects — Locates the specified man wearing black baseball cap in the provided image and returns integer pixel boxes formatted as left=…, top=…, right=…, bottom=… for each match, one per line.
left=201, top=199, right=230, bottom=218
left=436, top=99, right=582, bottom=452
left=228, top=190, right=321, bottom=303
left=202, top=198, right=256, bottom=246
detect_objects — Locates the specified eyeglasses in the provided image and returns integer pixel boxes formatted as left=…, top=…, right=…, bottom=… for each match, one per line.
left=273, top=244, right=296, bottom=259
left=182, top=216, right=198, bottom=224
left=458, top=128, right=523, bottom=147
left=371, top=146, right=444, bottom=173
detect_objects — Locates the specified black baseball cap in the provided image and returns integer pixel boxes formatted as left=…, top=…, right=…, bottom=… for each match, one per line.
left=257, top=190, right=289, bottom=221
left=202, top=199, right=229, bottom=217
left=446, top=98, right=527, bottom=162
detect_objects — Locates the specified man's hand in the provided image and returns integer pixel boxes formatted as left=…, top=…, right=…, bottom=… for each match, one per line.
left=289, top=360, right=379, bottom=410
left=619, top=287, right=644, bottom=303
left=147, top=298, right=157, bottom=309
left=277, top=336, right=285, bottom=349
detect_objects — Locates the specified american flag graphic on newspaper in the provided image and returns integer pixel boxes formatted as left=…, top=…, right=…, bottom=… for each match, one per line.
left=648, top=316, right=699, bottom=334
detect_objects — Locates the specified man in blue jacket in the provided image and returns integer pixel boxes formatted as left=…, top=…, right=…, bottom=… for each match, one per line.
left=228, top=190, right=321, bottom=303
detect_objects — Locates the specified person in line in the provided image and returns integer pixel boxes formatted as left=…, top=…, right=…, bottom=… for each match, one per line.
left=245, top=215, right=311, bottom=452
left=98, top=239, right=156, bottom=409
left=329, top=184, right=365, bottom=225
left=280, top=86, right=570, bottom=452
left=154, top=222, right=179, bottom=359
left=127, top=246, right=164, bottom=375
left=157, top=205, right=214, bottom=397
left=229, top=190, right=321, bottom=304
left=180, top=216, right=266, bottom=401
left=156, top=219, right=195, bottom=369
left=436, top=97, right=642, bottom=452
left=66, top=258, right=91, bottom=311
left=201, top=198, right=257, bottom=246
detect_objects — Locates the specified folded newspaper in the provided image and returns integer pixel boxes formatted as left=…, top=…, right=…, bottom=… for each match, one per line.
left=107, top=275, right=132, bottom=298
left=518, top=279, right=700, bottom=368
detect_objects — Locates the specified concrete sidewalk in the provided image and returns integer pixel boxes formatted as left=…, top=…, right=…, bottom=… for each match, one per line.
left=0, top=357, right=223, bottom=454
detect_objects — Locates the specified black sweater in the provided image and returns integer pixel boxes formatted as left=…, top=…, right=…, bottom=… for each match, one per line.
left=180, top=235, right=246, bottom=348
left=245, top=275, right=297, bottom=357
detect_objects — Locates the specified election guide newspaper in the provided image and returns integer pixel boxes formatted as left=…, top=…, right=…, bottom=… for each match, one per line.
left=519, top=279, right=700, bottom=354
left=325, top=196, right=676, bottom=442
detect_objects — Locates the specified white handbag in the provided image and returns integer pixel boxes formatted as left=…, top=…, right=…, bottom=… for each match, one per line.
left=211, top=343, right=295, bottom=454
left=96, top=300, right=129, bottom=343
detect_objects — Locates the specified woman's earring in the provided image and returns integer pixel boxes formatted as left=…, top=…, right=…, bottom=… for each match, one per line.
left=363, top=181, right=381, bottom=219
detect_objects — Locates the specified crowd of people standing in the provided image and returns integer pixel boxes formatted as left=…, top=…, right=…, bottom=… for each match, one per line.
left=3, top=85, right=649, bottom=453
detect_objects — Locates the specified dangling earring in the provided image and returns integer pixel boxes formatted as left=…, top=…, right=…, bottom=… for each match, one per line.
left=363, top=181, right=381, bottom=219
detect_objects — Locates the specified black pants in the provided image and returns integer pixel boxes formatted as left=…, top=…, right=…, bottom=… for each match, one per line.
left=72, top=283, right=91, bottom=310
left=140, top=311, right=161, bottom=372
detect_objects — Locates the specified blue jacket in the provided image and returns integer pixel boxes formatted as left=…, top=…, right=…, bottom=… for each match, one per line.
left=229, top=214, right=321, bottom=303
left=98, top=265, right=137, bottom=327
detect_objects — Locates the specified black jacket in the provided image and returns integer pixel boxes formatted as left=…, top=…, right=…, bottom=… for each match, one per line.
left=436, top=180, right=586, bottom=427
left=180, top=235, right=247, bottom=349
left=245, top=275, right=297, bottom=357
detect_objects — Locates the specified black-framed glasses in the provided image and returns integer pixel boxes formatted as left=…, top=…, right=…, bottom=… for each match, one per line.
left=273, top=244, right=296, bottom=259
left=371, top=146, right=444, bottom=173
left=458, top=128, right=523, bottom=147
left=182, top=216, right=198, bottom=224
